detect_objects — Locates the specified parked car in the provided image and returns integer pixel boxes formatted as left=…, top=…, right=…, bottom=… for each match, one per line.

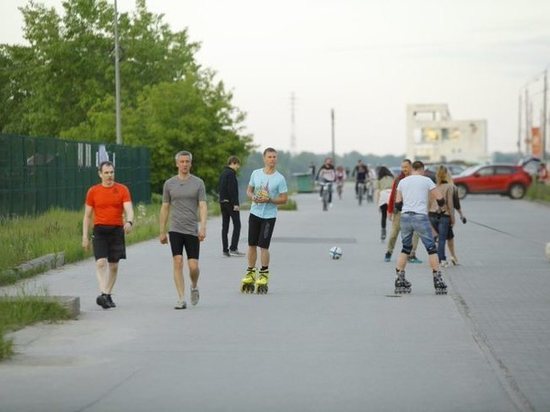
left=453, top=164, right=532, bottom=200
left=425, top=163, right=466, bottom=177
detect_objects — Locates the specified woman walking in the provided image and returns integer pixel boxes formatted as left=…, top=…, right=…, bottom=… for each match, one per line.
left=428, top=165, right=455, bottom=267
left=375, top=166, right=394, bottom=242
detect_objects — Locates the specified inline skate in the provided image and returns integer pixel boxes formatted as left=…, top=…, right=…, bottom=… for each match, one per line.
left=255, top=269, right=269, bottom=294
left=394, top=270, right=411, bottom=294
left=433, top=271, right=448, bottom=295
left=240, top=268, right=256, bottom=293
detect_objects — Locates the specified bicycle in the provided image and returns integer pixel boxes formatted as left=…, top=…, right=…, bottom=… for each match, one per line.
left=356, top=180, right=366, bottom=205
left=319, top=181, right=333, bottom=211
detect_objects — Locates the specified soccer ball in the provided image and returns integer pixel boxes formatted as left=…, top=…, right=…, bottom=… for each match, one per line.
left=329, top=246, right=343, bottom=260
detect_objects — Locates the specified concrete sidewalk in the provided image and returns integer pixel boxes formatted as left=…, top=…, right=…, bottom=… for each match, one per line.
left=0, top=184, right=548, bottom=411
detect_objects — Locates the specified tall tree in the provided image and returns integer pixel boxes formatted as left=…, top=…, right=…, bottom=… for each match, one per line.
left=1, top=0, right=252, bottom=192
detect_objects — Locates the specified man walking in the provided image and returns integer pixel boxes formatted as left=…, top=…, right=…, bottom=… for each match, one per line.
left=82, top=161, right=134, bottom=309
left=159, top=151, right=207, bottom=309
left=393, top=160, right=447, bottom=295
left=241, top=148, right=288, bottom=294
left=218, top=156, right=245, bottom=257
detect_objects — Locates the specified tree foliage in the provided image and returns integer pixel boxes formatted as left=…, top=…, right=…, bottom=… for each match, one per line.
left=0, top=0, right=252, bottom=192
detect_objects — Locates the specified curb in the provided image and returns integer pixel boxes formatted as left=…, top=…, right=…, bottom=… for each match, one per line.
left=0, top=295, right=80, bottom=319
left=2, top=252, right=65, bottom=280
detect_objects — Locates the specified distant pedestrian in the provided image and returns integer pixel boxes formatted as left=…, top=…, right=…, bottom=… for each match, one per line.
left=538, top=163, right=549, bottom=184
left=428, top=165, right=455, bottom=267
left=385, top=159, right=421, bottom=263
left=241, top=148, right=288, bottom=294
left=335, top=165, right=346, bottom=199
left=159, top=151, right=207, bottom=310
left=375, top=166, right=394, bottom=242
left=218, top=155, right=245, bottom=257
left=393, top=160, right=447, bottom=294
left=447, top=175, right=467, bottom=265
left=308, top=161, right=316, bottom=178
left=82, top=161, right=134, bottom=309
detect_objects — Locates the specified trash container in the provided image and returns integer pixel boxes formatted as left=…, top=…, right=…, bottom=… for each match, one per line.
left=293, top=172, right=314, bottom=193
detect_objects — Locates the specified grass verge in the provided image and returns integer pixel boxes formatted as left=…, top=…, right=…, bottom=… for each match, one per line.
left=526, top=183, right=550, bottom=203
left=0, top=202, right=161, bottom=286
left=0, top=292, right=71, bottom=361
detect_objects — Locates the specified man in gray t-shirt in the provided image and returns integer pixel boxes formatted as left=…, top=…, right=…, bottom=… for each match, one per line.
left=393, top=160, right=448, bottom=295
left=159, top=151, right=207, bottom=309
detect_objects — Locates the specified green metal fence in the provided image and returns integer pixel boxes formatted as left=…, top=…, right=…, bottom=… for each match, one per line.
left=0, top=134, right=150, bottom=217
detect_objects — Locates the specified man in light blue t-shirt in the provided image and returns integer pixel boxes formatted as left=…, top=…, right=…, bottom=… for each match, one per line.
left=240, top=148, right=288, bottom=294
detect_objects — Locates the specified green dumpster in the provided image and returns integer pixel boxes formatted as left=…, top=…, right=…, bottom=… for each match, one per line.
left=293, top=172, right=315, bottom=193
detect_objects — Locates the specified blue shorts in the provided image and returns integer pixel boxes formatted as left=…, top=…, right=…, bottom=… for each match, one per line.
left=400, top=212, right=437, bottom=255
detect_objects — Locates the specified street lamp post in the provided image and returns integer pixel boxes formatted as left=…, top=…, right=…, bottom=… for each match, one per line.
left=114, top=0, right=122, bottom=145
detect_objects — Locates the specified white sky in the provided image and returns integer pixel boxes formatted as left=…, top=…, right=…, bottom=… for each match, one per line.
left=2, top=0, right=550, bottom=155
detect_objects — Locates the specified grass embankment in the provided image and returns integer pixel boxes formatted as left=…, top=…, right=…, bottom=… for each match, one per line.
left=527, top=183, right=550, bottom=203
left=0, top=294, right=71, bottom=360
left=0, top=202, right=162, bottom=286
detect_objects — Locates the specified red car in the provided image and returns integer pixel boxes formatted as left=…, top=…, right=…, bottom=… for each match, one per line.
left=454, top=164, right=532, bottom=200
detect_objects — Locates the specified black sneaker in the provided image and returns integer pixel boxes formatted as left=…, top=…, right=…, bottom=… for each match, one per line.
left=105, top=294, right=116, bottom=308
left=96, top=294, right=111, bottom=309
left=223, top=251, right=231, bottom=257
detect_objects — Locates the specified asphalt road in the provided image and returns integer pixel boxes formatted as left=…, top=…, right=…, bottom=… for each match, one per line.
left=1, top=183, right=549, bottom=412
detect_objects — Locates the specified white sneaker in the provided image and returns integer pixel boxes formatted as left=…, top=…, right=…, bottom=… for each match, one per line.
left=174, top=300, right=187, bottom=310
left=191, top=288, right=200, bottom=306
left=440, top=261, right=450, bottom=268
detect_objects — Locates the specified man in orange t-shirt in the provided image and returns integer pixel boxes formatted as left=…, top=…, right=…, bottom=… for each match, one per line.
left=82, top=161, right=134, bottom=309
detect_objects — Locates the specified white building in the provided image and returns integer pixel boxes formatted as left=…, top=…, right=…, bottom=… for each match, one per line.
left=406, top=104, right=488, bottom=163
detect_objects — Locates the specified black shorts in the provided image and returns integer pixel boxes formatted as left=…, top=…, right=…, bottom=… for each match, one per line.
left=169, top=232, right=200, bottom=259
left=93, top=225, right=126, bottom=263
left=248, top=214, right=276, bottom=249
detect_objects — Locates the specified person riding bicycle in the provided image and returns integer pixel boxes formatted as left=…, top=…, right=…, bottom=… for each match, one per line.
left=316, top=157, right=336, bottom=206
left=335, top=165, right=346, bottom=199
left=352, top=160, right=369, bottom=198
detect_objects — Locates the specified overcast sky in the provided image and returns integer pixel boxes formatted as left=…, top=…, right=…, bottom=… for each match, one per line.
left=2, top=0, right=550, bottom=155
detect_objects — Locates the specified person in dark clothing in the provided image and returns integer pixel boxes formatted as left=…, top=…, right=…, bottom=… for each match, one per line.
left=219, top=156, right=245, bottom=257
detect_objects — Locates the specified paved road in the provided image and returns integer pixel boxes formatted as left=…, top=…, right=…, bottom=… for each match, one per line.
left=1, top=184, right=549, bottom=412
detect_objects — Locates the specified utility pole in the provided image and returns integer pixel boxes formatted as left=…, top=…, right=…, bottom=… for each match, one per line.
left=517, top=93, right=522, bottom=156
left=331, top=109, right=335, bottom=160
left=525, top=88, right=531, bottom=156
left=114, top=0, right=122, bottom=145
left=542, top=69, right=548, bottom=161
left=290, top=92, right=296, bottom=154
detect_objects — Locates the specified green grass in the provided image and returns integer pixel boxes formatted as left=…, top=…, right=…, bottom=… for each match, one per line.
left=527, top=183, right=550, bottom=202
left=0, top=203, right=161, bottom=286
left=0, top=292, right=71, bottom=360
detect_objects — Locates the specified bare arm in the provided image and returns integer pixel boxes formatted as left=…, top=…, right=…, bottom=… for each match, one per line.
left=269, top=192, right=288, bottom=205
left=82, top=205, right=93, bottom=250
left=159, top=202, right=170, bottom=244
left=246, top=185, right=255, bottom=202
left=198, top=200, right=207, bottom=241
left=123, top=201, right=134, bottom=234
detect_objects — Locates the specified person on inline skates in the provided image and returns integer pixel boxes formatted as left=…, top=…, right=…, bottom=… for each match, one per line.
left=393, top=161, right=447, bottom=295
left=242, top=148, right=288, bottom=294
left=385, top=159, right=422, bottom=263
